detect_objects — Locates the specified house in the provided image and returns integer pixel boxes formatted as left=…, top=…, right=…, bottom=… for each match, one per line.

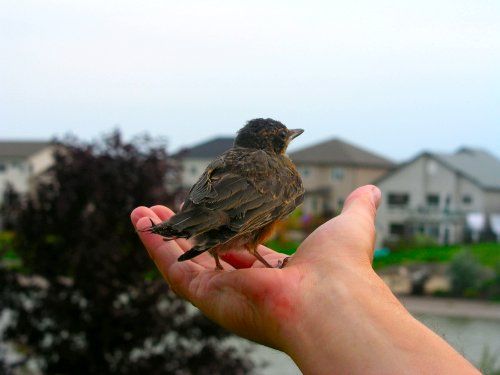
left=375, top=148, right=500, bottom=247
left=289, top=138, right=395, bottom=216
left=172, top=136, right=395, bottom=216
left=0, top=141, right=55, bottom=204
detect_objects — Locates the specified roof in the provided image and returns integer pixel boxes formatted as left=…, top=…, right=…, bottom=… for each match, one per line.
left=434, top=148, right=500, bottom=190
left=289, top=138, right=394, bottom=168
left=375, top=148, right=500, bottom=191
left=174, top=137, right=234, bottom=159
left=0, top=141, right=51, bottom=158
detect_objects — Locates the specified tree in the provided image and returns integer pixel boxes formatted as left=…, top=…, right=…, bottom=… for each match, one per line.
left=0, top=131, right=253, bottom=374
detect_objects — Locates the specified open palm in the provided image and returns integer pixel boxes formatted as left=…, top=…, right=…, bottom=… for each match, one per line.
left=131, top=185, right=479, bottom=374
left=131, top=185, right=379, bottom=351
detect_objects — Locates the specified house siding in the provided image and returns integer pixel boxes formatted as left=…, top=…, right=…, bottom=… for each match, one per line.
left=376, top=154, right=493, bottom=247
left=298, top=163, right=390, bottom=215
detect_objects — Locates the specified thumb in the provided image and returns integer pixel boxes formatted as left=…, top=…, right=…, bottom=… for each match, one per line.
left=342, top=185, right=381, bottom=218
left=293, top=185, right=382, bottom=266
left=338, top=185, right=381, bottom=260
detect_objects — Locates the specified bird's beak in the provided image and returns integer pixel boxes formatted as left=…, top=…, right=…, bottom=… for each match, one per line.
left=288, top=128, right=304, bottom=140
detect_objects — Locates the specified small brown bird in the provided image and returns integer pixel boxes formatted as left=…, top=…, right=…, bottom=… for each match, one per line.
left=144, top=118, right=304, bottom=269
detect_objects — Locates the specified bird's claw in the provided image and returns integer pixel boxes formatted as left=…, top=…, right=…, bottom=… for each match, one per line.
left=277, top=256, right=291, bottom=269
left=137, top=218, right=156, bottom=233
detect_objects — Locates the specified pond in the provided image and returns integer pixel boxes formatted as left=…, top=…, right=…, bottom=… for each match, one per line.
left=416, top=313, right=500, bottom=366
left=245, top=312, right=500, bottom=374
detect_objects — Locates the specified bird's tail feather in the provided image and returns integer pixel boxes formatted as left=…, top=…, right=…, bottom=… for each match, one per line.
left=138, top=209, right=225, bottom=240
left=178, top=234, right=227, bottom=262
left=178, top=246, right=208, bottom=261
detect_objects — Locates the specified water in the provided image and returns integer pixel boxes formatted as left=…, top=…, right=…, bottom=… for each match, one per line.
left=416, top=314, right=500, bottom=366
left=246, top=313, right=500, bottom=374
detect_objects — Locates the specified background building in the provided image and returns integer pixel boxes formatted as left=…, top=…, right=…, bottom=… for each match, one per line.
left=289, top=138, right=394, bottom=216
left=173, top=137, right=234, bottom=192
left=375, top=148, right=500, bottom=247
left=0, top=141, right=54, bottom=203
left=171, top=136, right=395, bottom=217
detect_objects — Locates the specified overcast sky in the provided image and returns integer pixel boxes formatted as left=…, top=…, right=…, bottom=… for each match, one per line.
left=1, top=0, right=499, bottom=161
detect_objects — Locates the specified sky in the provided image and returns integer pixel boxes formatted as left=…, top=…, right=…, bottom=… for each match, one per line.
left=1, top=0, right=499, bottom=161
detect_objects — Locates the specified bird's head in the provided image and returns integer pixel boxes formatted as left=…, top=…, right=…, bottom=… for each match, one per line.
left=234, top=118, right=304, bottom=154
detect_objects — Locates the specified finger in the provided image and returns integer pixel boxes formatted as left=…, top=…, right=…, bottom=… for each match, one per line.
left=149, top=205, right=194, bottom=252
left=342, top=184, right=381, bottom=218
left=132, top=206, right=223, bottom=269
left=130, top=206, right=152, bottom=226
left=335, top=185, right=381, bottom=261
left=148, top=205, right=237, bottom=270
left=131, top=210, right=168, bottom=258
left=135, top=216, right=205, bottom=297
left=149, top=204, right=175, bottom=221
left=293, top=185, right=381, bottom=265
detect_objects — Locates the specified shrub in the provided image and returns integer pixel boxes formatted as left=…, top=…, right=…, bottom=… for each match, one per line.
left=447, top=248, right=488, bottom=297
left=0, top=131, right=253, bottom=374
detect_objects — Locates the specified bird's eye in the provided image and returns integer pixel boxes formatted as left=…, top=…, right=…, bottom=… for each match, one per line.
left=279, top=130, right=287, bottom=139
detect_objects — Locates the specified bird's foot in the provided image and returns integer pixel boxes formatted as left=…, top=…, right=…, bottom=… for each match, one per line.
left=214, top=254, right=224, bottom=270
left=252, top=250, right=273, bottom=268
left=137, top=218, right=156, bottom=233
left=277, top=257, right=291, bottom=269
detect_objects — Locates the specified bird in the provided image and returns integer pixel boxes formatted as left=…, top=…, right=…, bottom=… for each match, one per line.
left=142, top=118, right=305, bottom=270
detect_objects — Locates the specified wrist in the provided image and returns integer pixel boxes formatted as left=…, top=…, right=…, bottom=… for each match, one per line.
left=281, top=265, right=478, bottom=374
left=282, top=265, right=391, bottom=373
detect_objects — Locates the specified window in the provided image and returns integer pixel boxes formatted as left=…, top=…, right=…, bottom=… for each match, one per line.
left=388, top=193, right=409, bottom=207
left=0, top=163, right=5, bottom=172
left=390, top=223, right=405, bottom=236
left=331, top=167, right=344, bottom=181
left=426, top=194, right=440, bottom=207
left=11, top=161, right=26, bottom=171
left=426, top=224, right=440, bottom=239
left=462, top=195, right=472, bottom=205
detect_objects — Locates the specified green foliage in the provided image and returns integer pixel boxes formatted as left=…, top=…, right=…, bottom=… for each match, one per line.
left=265, top=239, right=300, bottom=255
left=385, top=234, right=438, bottom=252
left=478, top=346, right=500, bottom=375
left=480, top=261, right=500, bottom=301
left=0, top=131, right=253, bottom=374
left=373, top=242, right=500, bottom=270
left=0, top=231, right=15, bottom=257
left=447, top=249, right=488, bottom=297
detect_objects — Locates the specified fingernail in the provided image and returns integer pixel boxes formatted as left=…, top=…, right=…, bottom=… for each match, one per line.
left=371, top=186, right=382, bottom=208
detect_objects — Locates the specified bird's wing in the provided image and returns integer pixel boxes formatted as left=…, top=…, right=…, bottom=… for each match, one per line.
left=185, top=150, right=299, bottom=236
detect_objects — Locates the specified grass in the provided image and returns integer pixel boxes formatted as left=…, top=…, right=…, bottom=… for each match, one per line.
left=3, top=228, right=499, bottom=271
left=266, top=236, right=500, bottom=270
left=373, top=242, right=500, bottom=269
left=265, top=239, right=300, bottom=256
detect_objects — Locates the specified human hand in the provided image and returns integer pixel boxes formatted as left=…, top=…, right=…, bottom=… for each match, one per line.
left=131, top=185, right=478, bottom=374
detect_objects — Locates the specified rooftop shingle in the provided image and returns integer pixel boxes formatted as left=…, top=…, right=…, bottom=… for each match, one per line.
left=434, top=148, right=500, bottom=190
left=0, top=141, right=51, bottom=158
left=174, top=137, right=234, bottom=159
left=289, top=138, right=394, bottom=168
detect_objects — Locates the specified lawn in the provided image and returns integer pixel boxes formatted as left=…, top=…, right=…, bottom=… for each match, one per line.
left=266, top=237, right=500, bottom=270
left=265, top=239, right=300, bottom=255
left=373, top=242, right=500, bottom=269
